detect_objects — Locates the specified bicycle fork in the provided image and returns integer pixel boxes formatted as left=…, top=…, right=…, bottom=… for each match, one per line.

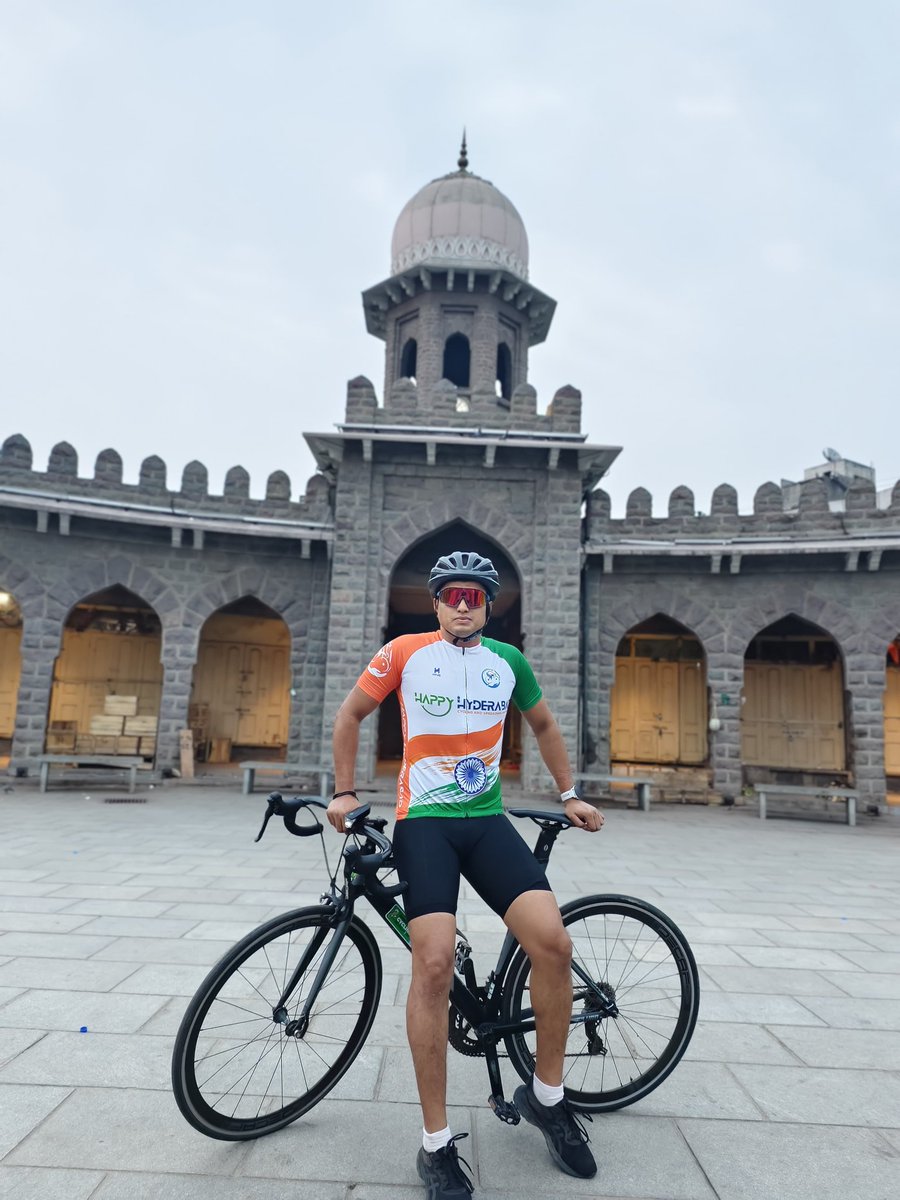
left=271, top=904, right=352, bottom=1037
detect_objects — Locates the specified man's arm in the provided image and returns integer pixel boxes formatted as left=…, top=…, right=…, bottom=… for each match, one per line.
left=522, top=699, right=604, bottom=832
left=328, top=685, right=380, bottom=832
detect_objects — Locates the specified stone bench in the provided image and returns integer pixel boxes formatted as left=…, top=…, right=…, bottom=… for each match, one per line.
left=240, top=761, right=333, bottom=797
left=752, top=783, right=859, bottom=826
left=37, top=754, right=145, bottom=795
left=576, top=773, right=653, bottom=812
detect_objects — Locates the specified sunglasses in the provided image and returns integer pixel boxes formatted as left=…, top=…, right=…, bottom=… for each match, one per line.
left=438, top=586, right=487, bottom=609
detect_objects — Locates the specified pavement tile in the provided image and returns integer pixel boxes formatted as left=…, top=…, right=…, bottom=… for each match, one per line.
left=0, top=872, right=51, bottom=883
left=93, top=1174, right=346, bottom=1199
left=684, top=1021, right=799, bottom=1065
left=378, top=1043, right=501, bottom=1108
left=858, top=932, right=900, bottom=952
left=5, top=1086, right=252, bottom=1174
left=0, top=1166, right=106, bottom=1200
left=631, top=1060, right=763, bottom=1120
left=796, top=995, right=900, bottom=1030
left=696, top=991, right=826, bottom=1024
left=837, top=949, right=900, bottom=973
left=0, top=1083, right=72, bottom=1157
left=477, top=1109, right=717, bottom=1199
left=0, top=912, right=94, bottom=934
left=160, top=903, right=275, bottom=922
left=0, top=1030, right=174, bottom=1089
left=686, top=912, right=792, bottom=930
left=757, top=928, right=875, bottom=951
left=0, top=1027, right=45, bottom=1066
left=182, top=921, right=271, bottom=941
left=0, top=932, right=116, bottom=959
left=701, top=965, right=846, bottom=996
left=54, top=900, right=177, bottom=918
left=49, top=884, right=154, bottom=900
left=0, top=989, right=169, bottom=1034
left=816, top=971, right=900, bottom=999
left=92, top=935, right=232, bottom=964
left=676, top=925, right=775, bottom=946
left=75, top=917, right=202, bottom=939
left=137, top=887, right=242, bottom=902
left=0, top=897, right=74, bottom=914
left=0, top=883, right=68, bottom=897
left=729, top=1063, right=900, bottom=1125
left=730, top=946, right=858, bottom=971
left=679, top=1118, right=900, bottom=1200
left=0, top=958, right=141, bottom=992
left=110, top=963, right=210, bottom=996
left=766, top=1024, right=900, bottom=1069
left=0, top=985, right=25, bottom=1007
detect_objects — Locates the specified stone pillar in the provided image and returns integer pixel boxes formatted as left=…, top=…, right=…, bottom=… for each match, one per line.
left=155, top=623, right=199, bottom=771
left=844, top=639, right=887, bottom=811
left=10, top=604, right=60, bottom=768
left=707, top=646, right=744, bottom=801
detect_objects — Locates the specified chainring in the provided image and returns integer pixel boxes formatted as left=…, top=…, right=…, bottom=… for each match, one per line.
left=447, top=1003, right=486, bottom=1058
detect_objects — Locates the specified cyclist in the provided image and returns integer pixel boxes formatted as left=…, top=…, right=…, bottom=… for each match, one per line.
left=328, top=550, right=604, bottom=1199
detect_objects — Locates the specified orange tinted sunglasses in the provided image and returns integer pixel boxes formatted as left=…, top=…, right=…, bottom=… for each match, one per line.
left=438, top=586, right=486, bottom=608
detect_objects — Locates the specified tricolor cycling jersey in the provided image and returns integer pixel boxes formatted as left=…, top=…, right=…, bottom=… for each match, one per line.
left=356, top=631, right=542, bottom=820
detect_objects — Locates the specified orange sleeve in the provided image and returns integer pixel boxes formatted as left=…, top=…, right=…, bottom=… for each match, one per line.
left=357, top=640, right=404, bottom=702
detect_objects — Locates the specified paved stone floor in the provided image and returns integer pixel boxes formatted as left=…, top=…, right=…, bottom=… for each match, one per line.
left=1, top=781, right=899, bottom=1200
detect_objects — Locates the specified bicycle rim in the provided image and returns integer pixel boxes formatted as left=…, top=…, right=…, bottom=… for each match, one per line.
left=503, top=895, right=699, bottom=1112
left=172, top=907, right=382, bottom=1139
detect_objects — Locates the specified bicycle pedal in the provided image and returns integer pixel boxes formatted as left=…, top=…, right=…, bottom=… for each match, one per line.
left=488, top=1095, right=520, bottom=1125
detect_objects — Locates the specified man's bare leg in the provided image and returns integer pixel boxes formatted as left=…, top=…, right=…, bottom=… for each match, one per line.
left=502, top=890, right=572, bottom=1086
left=406, top=912, right=457, bottom=1132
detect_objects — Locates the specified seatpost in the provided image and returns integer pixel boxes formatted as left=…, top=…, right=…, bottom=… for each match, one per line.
left=531, top=822, right=566, bottom=868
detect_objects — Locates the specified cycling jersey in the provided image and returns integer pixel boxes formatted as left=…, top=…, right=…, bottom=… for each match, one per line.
left=356, top=630, right=542, bottom=820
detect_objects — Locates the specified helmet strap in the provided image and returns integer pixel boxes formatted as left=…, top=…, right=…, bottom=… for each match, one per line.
left=434, top=600, right=492, bottom=645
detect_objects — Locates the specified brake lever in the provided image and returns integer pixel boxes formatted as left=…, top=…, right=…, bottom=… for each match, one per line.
left=254, top=802, right=278, bottom=843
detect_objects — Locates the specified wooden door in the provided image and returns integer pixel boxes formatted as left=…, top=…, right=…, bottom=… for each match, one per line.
left=48, top=630, right=163, bottom=733
left=611, top=657, right=707, bottom=765
left=885, top=668, right=900, bottom=776
left=742, top=662, right=845, bottom=771
left=0, top=625, right=22, bottom=737
left=192, top=622, right=290, bottom=751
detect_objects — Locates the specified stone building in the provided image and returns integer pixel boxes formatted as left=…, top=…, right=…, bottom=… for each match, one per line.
left=1, top=149, right=899, bottom=811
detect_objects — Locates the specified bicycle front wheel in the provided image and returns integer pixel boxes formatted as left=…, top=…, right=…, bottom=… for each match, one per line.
left=502, top=895, right=699, bottom=1112
left=172, top=906, right=382, bottom=1140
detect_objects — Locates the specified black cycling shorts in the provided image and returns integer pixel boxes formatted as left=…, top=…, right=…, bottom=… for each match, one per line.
left=391, top=814, right=551, bottom=922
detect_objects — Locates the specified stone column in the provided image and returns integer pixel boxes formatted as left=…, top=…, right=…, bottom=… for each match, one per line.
left=11, top=602, right=60, bottom=769
left=155, top=623, right=199, bottom=771
left=707, top=646, right=744, bottom=801
left=844, top=639, right=887, bottom=811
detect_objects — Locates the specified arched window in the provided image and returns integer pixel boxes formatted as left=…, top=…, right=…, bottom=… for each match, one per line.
left=442, top=333, right=470, bottom=388
left=496, top=342, right=512, bottom=404
left=400, top=338, right=417, bottom=381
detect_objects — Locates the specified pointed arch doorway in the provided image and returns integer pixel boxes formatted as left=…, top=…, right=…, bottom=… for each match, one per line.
left=377, top=526, right=523, bottom=772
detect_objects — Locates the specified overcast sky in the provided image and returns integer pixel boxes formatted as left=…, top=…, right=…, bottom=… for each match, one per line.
left=1, top=1, right=897, bottom=515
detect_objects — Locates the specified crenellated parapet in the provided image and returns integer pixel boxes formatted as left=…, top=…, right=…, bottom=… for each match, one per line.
left=585, top=475, right=900, bottom=547
left=0, top=433, right=334, bottom=538
left=341, top=375, right=582, bottom=435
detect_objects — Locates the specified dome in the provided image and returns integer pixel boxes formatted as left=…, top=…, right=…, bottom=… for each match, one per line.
left=391, top=168, right=529, bottom=280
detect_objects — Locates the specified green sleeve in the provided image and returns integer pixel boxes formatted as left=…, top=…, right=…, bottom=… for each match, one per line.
left=483, top=639, right=543, bottom=711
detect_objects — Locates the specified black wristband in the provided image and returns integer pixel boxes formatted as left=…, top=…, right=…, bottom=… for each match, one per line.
left=332, top=789, right=358, bottom=801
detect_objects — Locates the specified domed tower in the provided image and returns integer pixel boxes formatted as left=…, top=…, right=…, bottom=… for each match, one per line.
left=362, top=140, right=556, bottom=413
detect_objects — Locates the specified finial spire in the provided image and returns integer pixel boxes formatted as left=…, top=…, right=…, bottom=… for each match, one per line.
left=458, top=129, right=468, bottom=172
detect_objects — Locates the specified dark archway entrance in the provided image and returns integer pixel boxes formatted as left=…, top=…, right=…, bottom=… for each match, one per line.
left=377, top=525, right=522, bottom=770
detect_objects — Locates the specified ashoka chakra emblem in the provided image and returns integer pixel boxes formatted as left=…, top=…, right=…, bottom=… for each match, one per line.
left=454, top=756, right=488, bottom=795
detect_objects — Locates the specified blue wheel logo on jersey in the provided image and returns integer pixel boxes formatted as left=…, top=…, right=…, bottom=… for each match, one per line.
left=454, top=756, right=488, bottom=795
left=481, top=668, right=501, bottom=688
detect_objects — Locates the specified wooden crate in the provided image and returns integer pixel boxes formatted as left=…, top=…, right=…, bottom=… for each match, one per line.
left=124, top=716, right=158, bottom=736
left=75, top=735, right=96, bottom=753
left=208, top=737, right=232, bottom=764
left=47, top=721, right=77, bottom=752
left=92, top=735, right=119, bottom=753
left=104, top=695, right=138, bottom=717
left=90, top=715, right=125, bottom=735
left=139, top=737, right=157, bottom=756
left=116, top=736, right=140, bottom=754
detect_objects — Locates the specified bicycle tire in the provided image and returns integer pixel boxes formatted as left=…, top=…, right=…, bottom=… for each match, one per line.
left=172, top=905, right=382, bottom=1140
left=502, top=894, right=699, bottom=1112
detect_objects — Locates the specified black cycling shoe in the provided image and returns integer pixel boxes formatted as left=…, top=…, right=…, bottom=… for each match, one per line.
left=416, top=1132, right=475, bottom=1199
left=514, top=1082, right=596, bottom=1179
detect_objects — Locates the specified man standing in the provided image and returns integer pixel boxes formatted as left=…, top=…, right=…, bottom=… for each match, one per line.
left=328, top=551, right=604, bottom=1199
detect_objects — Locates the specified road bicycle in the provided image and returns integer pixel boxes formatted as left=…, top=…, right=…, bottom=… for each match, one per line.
left=172, top=793, right=700, bottom=1141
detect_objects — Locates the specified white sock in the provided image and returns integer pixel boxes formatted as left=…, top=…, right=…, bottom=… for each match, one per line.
left=423, top=1125, right=452, bottom=1153
left=532, top=1073, right=564, bottom=1107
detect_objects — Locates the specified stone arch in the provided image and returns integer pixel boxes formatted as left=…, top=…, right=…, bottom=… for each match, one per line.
left=49, top=584, right=164, bottom=758
left=496, top=341, right=512, bottom=402
left=742, top=612, right=848, bottom=778
left=400, top=336, right=417, bottom=381
left=442, top=332, right=471, bottom=388
left=609, top=612, right=709, bottom=769
left=191, top=595, right=292, bottom=764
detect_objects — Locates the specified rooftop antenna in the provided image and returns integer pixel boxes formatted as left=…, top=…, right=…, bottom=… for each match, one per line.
left=823, top=447, right=841, bottom=463
left=458, top=129, right=468, bottom=172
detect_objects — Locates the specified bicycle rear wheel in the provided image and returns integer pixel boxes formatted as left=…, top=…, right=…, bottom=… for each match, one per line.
left=172, top=906, right=382, bottom=1140
left=502, top=895, right=699, bottom=1112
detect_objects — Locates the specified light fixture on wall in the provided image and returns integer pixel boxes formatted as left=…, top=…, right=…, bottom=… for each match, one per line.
left=0, top=592, right=11, bottom=608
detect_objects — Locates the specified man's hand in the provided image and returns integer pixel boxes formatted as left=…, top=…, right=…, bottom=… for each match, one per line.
left=565, top=798, right=605, bottom=831
left=327, top=793, right=361, bottom=834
